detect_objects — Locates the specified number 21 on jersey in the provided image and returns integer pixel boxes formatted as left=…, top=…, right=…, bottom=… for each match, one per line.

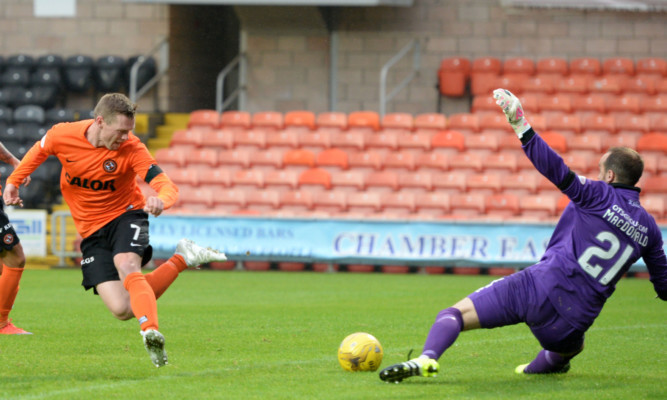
left=578, top=231, right=633, bottom=285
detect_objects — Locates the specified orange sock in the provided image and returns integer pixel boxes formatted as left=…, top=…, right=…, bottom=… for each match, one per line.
left=144, top=255, right=187, bottom=299
left=123, top=272, right=159, bottom=331
left=0, top=266, right=23, bottom=323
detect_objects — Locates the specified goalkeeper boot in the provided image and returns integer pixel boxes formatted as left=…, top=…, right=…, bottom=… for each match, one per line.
left=0, top=319, right=31, bottom=335
left=141, top=329, right=168, bottom=368
left=379, top=356, right=439, bottom=383
left=515, top=362, right=571, bottom=374
left=176, top=238, right=227, bottom=268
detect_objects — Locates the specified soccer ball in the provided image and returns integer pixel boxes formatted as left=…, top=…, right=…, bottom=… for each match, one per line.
left=337, top=332, right=383, bottom=372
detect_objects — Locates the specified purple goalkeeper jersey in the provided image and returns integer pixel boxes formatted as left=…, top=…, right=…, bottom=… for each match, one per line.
left=521, top=129, right=667, bottom=331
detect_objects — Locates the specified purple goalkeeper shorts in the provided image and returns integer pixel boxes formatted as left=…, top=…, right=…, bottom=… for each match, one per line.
left=468, top=268, right=584, bottom=354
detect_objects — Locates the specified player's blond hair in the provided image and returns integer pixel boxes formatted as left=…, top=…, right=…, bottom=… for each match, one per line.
left=94, top=93, right=137, bottom=123
left=604, top=147, right=643, bottom=186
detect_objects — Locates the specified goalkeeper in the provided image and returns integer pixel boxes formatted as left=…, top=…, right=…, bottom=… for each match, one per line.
left=380, top=88, right=667, bottom=383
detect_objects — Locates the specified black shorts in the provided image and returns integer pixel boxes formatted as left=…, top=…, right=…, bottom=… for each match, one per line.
left=0, top=202, right=20, bottom=251
left=80, top=210, right=153, bottom=293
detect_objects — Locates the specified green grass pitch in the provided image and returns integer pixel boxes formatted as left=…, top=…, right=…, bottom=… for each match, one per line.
left=1, top=269, right=665, bottom=400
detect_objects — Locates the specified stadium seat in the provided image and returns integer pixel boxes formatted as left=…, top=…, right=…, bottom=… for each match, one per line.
left=30, top=67, right=62, bottom=108
left=602, top=57, right=635, bottom=76
left=649, top=115, right=667, bottom=133
left=504, top=58, right=535, bottom=76
left=188, top=109, right=219, bottom=129
left=501, top=171, right=539, bottom=196
left=382, top=151, right=416, bottom=172
left=381, top=192, right=416, bottom=215
left=0, top=106, right=12, bottom=127
left=544, top=115, right=580, bottom=138
left=536, top=57, right=568, bottom=78
left=606, top=132, right=638, bottom=150
left=266, top=130, right=299, bottom=150
left=516, top=93, right=541, bottom=114
left=397, top=171, right=433, bottom=193
left=263, top=170, right=299, bottom=190
left=155, top=147, right=188, bottom=168
left=186, top=148, right=218, bottom=167
left=64, top=54, right=95, bottom=93
left=279, top=190, right=313, bottom=213
left=284, top=110, right=316, bottom=130
left=539, top=131, right=568, bottom=153
left=562, top=153, right=592, bottom=174
left=431, top=172, right=467, bottom=194
left=495, top=74, right=525, bottom=95
left=170, top=129, right=203, bottom=149
left=448, top=152, right=483, bottom=173
left=485, top=193, right=520, bottom=219
left=397, top=131, right=431, bottom=153
left=94, top=55, right=126, bottom=92
left=448, top=113, right=479, bottom=135
left=414, top=192, right=451, bottom=217
left=637, top=132, right=667, bottom=154
left=581, top=114, right=616, bottom=135
left=381, top=112, right=414, bottom=133
left=283, top=148, right=316, bottom=169
left=348, top=111, right=380, bottom=133
left=365, top=170, right=398, bottom=192
left=520, top=195, right=558, bottom=220
left=568, top=134, right=604, bottom=157
left=330, top=131, right=365, bottom=151
left=125, top=55, right=157, bottom=90
left=197, top=167, right=232, bottom=188
left=331, top=170, right=365, bottom=192
left=471, top=95, right=499, bottom=114
left=606, top=94, right=641, bottom=116
left=556, top=75, right=589, bottom=94
left=466, top=172, right=502, bottom=195
left=615, top=114, right=650, bottom=137
left=414, top=113, right=447, bottom=133
left=539, top=93, right=572, bottom=116
left=178, top=187, right=214, bottom=210
left=571, top=94, right=607, bottom=117
left=450, top=193, right=485, bottom=217
left=252, top=111, right=284, bottom=131
left=218, top=149, right=251, bottom=169
left=347, top=150, right=382, bottom=172
left=415, top=152, right=449, bottom=172
left=13, top=104, right=45, bottom=125
left=366, top=131, right=399, bottom=152
left=641, top=195, right=664, bottom=219
left=347, top=192, right=382, bottom=214
left=471, top=57, right=502, bottom=96
left=168, top=167, right=199, bottom=191
left=234, top=130, right=267, bottom=150
left=245, top=189, right=280, bottom=212
left=300, top=131, right=332, bottom=152
left=212, top=189, right=246, bottom=212
left=220, top=110, right=251, bottom=130
left=570, top=58, right=602, bottom=76
left=588, top=75, right=625, bottom=95
left=465, top=132, right=499, bottom=154
left=298, top=168, right=331, bottom=190
left=248, top=148, right=284, bottom=170
left=316, top=148, right=349, bottom=171
left=622, top=75, right=657, bottom=95
left=640, top=94, right=667, bottom=117
left=312, top=191, right=346, bottom=214
left=438, top=57, right=471, bottom=97
left=431, top=130, right=465, bottom=154
left=316, top=112, right=347, bottom=133
left=636, top=58, right=667, bottom=78
left=209, top=130, right=235, bottom=149
left=522, top=75, right=556, bottom=94
left=231, top=169, right=264, bottom=189
left=641, top=153, right=659, bottom=175
left=484, top=153, right=518, bottom=174
left=477, top=114, right=510, bottom=134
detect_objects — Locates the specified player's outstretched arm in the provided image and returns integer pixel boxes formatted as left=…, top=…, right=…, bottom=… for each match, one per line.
left=3, top=183, right=24, bottom=208
left=493, top=88, right=532, bottom=139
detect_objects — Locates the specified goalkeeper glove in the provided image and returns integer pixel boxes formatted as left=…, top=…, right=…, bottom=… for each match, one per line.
left=493, top=88, right=531, bottom=139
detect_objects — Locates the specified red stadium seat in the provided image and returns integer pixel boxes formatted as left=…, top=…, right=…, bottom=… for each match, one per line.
left=231, top=170, right=264, bottom=189
left=431, top=172, right=467, bottom=194
left=636, top=58, right=667, bottom=77
left=179, top=187, right=214, bottom=210
left=330, top=131, right=365, bottom=151
left=284, top=110, right=316, bottom=130
left=188, top=109, right=219, bottom=129
left=438, top=57, right=471, bottom=97
left=347, top=150, right=382, bottom=172
left=245, top=189, right=280, bottom=212
left=465, top=132, right=499, bottom=154
left=502, top=172, right=539, bottom=196
left=397, top=171, right=433, bottom=193
left=447, top=113, right=479, bottom=134
left=265, top=130, right=299, bottom=150
left=312, top=191, right=346, bottom=214
left=414, top=113, right=447, bottom=132
left=556, top=75, right=589, bottom=95
left=208, top=129, right=235, bottom=149
left=365, top=170, right=398, bottom=192
left=571, top=94, right=607, bottom=117
left=234, top=130, right=266, bottom=150
left=471, top=95, right=499, bottom=114
left=466, top=172, right=502, bottom=194
left=581, top=114, right=616, bottom=135
left=484, top=153, right=518, bottom=174
left=170, top=129, right=203, bottom=149
left=414, top=192, right=451, bottom=217
left=264, top=170, right=299, bottom=190
left=448, top=152, right=483, bottom=173
left=186, top=148, right=219, bottom=167
left=545, top=115, right=581, bottom=138
left=522, top=75, right=556, bottom=94
left=431, top=130, right=465, bottom=154
left=220, top=111, right=251, bottom=130
left=279, top=190, right=313, bottom=213
left=381, top=192, right=416, bottom=215
left=316, top=148, right=349, bottom=170
left=536, top=57, right=568, bottom=78
left=397, top=131, right=432, bottom=153
left=381, top=112, right=414, bottom=133
left=485, top=193, right=520, bottom=219
left=249, top=149, right=284, bottom=170
left=300, top=131, right=332, bottom=151
left=348, top=111, right=380, bottom=132
left=471, top=57, right=502, bottom=96
left=450, top=193, right=486, bottom=217
left=283, top=148, right=316, bottom=169
left=212, top=189, right=246, bottom=212
left=366, top=131, right=399, bottom=152
left=415, top=152, right=448, bottom=172
left=637, top=132, right=667, bottom=154
left=588, top=75, right=625, bottom=95
left=330, top=170, right=365, bottom=192
left=478, top=113, right=508, bottom=132
left=197, top=167, right=231, bottom=188
left=539, top=93, right=572, bottom=115
left=383, top=151, right=416, bottom=171
left=602, top=57, right=635, bottom=76
left=606, top=95, right=641, bottom=116
left=251, top=111, right=283, bottom=131
left=218, top=149, right=251, bottom=169
left=347, top=192, right=382, bottom=214
left=570, top=58, right=602, bottom=76
left=298, top=168, right=331, bottom=190
left=504, top=58, right=535, bottom=75
left=622, top=75, right=657, bottom=95
left=316, top=112, right=347, bottom=133
left=519, top=195, right=558, bottom=220
left=642, top=195, right=665, bottom=218
left=539, top=131, right=568, bottom=153
left=155, top=147, right=188, bottom=168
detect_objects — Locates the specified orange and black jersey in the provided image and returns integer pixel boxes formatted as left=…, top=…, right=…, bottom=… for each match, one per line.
left=7, top=120, right=178, bottom=238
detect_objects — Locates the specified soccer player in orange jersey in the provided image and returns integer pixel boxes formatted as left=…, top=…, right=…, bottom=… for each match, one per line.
left=0, top=145, right=31, bottom=335
left=3, top=93, right=227, bottom=367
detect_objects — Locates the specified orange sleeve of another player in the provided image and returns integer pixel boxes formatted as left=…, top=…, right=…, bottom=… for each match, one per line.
left=147, top=171, right=179, bottom=209
left=6, top=141, right=49, bottom=187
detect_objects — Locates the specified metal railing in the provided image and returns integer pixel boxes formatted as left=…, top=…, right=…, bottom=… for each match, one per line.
left=51, top=210, right=80, bottom=267
left=129, top=37, right=169, bottom=110
left=216, top=53, right=247, bottom=113
left=379, top=38, right=421, bottom=118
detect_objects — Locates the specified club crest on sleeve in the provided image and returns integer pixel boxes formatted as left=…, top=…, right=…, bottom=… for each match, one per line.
left=3, top=233, right=13, bottom=245
left=103, top=159, right=117, bottom=173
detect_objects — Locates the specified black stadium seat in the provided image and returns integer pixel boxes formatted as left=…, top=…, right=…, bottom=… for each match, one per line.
left=64, top=54, right=94, bottom=93
left=45, top=107, right=76, bottom=125
left=95, top=55, right=126, bottom=92
left=126, top=55, right=157, bottom=90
